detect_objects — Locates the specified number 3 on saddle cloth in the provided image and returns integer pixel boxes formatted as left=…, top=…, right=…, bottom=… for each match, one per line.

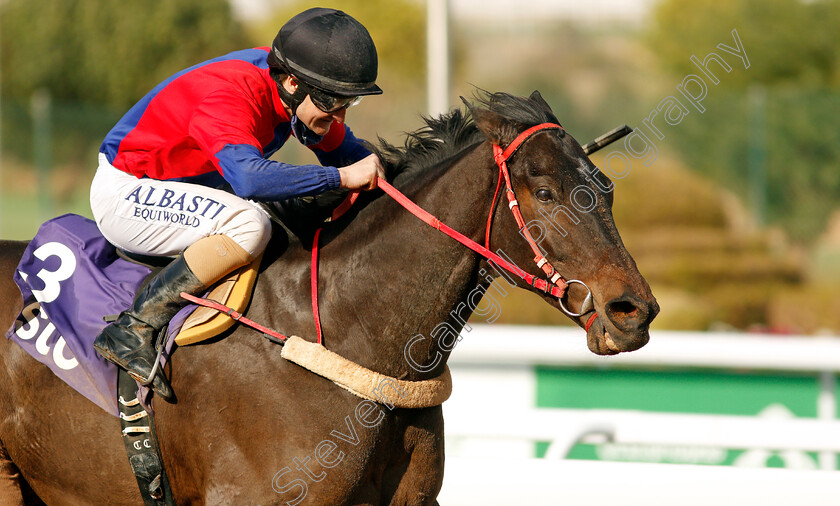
left=4, top=213, right=259, bottom=416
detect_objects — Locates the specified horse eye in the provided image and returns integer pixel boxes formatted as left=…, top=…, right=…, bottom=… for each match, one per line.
left=535, top=188, right=553, bottom=202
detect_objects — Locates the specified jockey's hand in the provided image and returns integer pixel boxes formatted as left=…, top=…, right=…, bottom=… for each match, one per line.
left=338, top=154, right=385, bottom=191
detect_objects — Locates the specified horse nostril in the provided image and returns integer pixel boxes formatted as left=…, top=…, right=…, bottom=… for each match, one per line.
left=605, top=296, right=648, bottom=331
left=608, top=300, right=638, bottom=318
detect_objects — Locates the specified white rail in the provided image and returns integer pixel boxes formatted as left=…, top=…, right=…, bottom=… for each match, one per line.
left=450, top=325, right=840, bottom=372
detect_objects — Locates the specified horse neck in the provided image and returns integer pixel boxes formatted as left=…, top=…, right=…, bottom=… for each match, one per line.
left=316, top=143, right=496, bottom=380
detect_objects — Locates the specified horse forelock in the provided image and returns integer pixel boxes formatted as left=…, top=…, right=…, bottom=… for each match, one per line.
left=371, top=90, right=563, bottom=184
left=471, top=90, right=563, bottom=143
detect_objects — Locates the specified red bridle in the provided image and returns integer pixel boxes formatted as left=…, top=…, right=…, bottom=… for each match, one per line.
left=488, top=124, right=568, bottom=286
left=485, top=123, right=595, bottom=321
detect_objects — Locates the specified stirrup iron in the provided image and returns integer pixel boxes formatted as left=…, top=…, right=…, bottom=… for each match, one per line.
left=130, top=325, right=168, bottom=386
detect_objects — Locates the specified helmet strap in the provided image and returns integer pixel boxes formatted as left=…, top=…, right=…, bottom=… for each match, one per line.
left=270, top=70, right=307, bottom=116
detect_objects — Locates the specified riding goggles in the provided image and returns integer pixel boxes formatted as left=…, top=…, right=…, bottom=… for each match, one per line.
left=297, top=80, right=363, bottom=113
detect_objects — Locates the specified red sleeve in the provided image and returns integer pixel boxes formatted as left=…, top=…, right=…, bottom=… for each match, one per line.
left=188, top=89, right=269, bottom=171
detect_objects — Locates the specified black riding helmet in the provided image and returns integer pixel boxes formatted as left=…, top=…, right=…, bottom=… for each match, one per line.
left=267, top=8, right=382, bottom=113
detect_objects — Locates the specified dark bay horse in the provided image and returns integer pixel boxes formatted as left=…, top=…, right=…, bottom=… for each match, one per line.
left=0, top=91, right=657, bottom=504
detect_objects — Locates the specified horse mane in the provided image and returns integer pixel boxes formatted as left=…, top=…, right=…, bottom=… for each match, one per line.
left=371, top=108, right=482, bottom=182
left=265, top=90, right=563, bottom=233
left=371, top=90, right=562, bottom=182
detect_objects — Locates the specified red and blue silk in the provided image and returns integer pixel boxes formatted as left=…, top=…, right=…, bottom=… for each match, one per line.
left=100, top=47, right=370, bottom=201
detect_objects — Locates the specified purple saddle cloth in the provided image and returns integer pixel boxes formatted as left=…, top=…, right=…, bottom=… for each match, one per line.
left=5, top=214, right=192, bottom=416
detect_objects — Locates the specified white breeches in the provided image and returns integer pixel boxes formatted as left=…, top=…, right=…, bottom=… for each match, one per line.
left=90, top=153, right=272, bottom=257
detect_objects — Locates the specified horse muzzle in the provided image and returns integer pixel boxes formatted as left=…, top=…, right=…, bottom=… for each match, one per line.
left=584, top=293, right=658, bottom=355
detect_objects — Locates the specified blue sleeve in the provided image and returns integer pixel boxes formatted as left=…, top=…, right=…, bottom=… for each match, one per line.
left=215, top=144, right=341, bottom=201
left=311, top=125, right=372, bottom=168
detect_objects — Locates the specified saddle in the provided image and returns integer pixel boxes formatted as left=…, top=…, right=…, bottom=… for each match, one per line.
left=117, top=248, right=263, bottom=346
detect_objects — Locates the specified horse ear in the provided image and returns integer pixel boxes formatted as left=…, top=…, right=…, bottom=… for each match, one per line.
left=529, top=90, right=561, bottom=124
left=462, top=96, right=507, bottom=144
left=529, top=90, right=549, bottom=109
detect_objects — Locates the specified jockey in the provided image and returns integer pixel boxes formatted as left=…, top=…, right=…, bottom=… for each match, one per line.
left=91, top=8, right=384, bottom=400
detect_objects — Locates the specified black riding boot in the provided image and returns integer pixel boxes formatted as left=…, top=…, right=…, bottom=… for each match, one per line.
left=93, top=255, right=206, bottom=401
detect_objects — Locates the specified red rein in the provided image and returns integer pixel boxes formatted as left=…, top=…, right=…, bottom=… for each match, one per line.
left=310, top=123, right=599, bottom=344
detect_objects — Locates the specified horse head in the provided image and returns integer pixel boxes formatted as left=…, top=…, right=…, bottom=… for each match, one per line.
left=467, top=90, right=659, bottom=355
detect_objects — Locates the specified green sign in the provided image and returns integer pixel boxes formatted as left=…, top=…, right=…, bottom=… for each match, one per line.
left=534, top=368, right=835, bottom=469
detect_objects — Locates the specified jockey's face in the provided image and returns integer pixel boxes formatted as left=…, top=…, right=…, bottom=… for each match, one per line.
left=281, top=77, right=347, bottom=136
left=297, top=95, right=346, bottom=136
